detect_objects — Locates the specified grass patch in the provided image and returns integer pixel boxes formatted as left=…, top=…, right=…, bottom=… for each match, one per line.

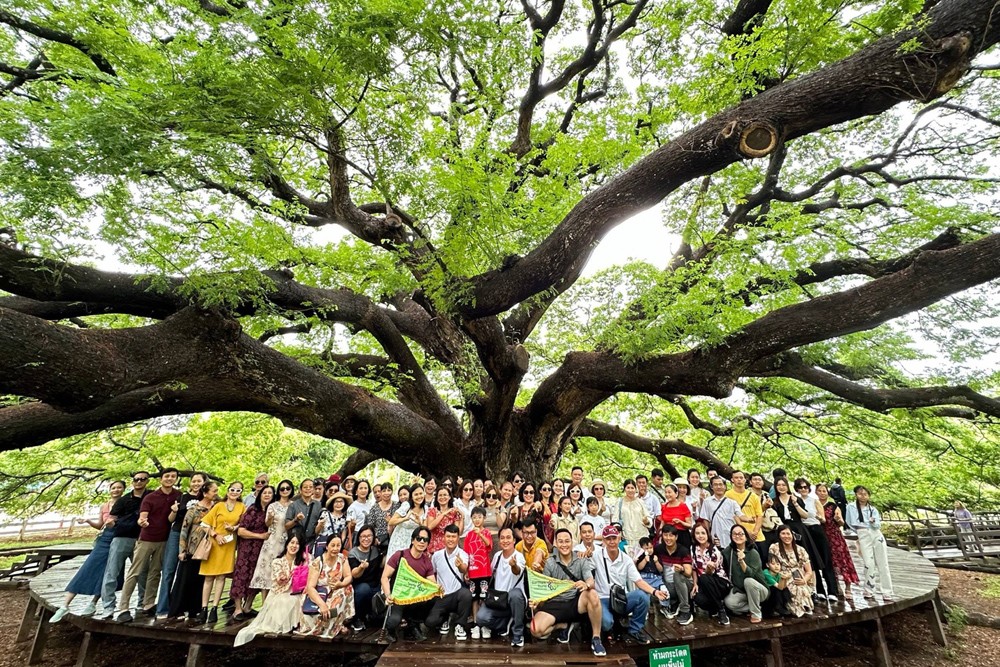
left=982, top=578, right=1000, bottom=599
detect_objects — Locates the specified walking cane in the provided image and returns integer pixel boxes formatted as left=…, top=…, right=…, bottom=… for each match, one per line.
left=378, top=601, right=392, bottom=643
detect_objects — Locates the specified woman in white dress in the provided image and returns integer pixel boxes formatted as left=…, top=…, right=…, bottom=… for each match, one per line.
left=386, top=485, right=426, bottom=557
left=250, top=479, right=294, bottom=600
left=234, top=532, right=306, bottom=647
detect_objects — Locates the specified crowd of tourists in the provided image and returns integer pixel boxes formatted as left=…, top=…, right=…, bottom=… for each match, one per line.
left=49, top=464, right=895, bottom=656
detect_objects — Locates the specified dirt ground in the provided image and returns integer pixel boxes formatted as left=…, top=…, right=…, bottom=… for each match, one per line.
left=3, top=568, right=999, bottom=666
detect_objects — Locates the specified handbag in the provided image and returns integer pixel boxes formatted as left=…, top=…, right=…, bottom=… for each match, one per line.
left=291, top=562, right=310, bottom=595
left=301, top=586, right=329, bottom=614
left=485, top=553, right=522, bottom=611
left=602, top=556, right=628, bottom=618
left=191, top=532, right=213, bottom=561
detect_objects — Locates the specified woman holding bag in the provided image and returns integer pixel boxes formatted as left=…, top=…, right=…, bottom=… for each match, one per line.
left=169, top=481, right=218, bottom=622
left=234, top=531, right=307, bottom=647
left=297, top=534, right=355, bottom=637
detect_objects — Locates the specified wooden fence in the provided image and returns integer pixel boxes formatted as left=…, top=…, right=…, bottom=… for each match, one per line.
left=0, top=514, right=92, bottom=541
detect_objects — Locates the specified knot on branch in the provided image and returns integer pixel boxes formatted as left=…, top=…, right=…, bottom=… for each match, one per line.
left=738, top=121, right=780, bottom=158
left=931, top=32, right=972, bottom=97
left=717, top=120, right=780, bottom=159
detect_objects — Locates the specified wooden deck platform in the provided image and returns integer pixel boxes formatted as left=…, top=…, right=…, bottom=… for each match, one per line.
left=21, top=546, right=945, bottom=667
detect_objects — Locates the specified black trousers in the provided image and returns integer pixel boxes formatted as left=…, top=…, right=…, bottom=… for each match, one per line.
left=693, top=572, right=730, bottom=615
left=386, top=600, right=434, bottom=633
left=427, top=588, right=473, bottom=630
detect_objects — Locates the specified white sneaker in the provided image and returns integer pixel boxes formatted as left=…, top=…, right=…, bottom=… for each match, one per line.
left=471, top=625, right=481, bottom=639
left=455, top=625, right=467, bottom=641
left=440, top=619, right=450, bottom=635
left=50, top=607, right=69, bottom=624
left=481, top=626, right=492, bottom=639
left=80, top=601, right=97, bottom=617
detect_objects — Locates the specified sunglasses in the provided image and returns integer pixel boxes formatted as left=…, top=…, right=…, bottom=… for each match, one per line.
left=255, top=480, right=266, bottom=485
left=570, top=488, right=581, bottom=493
left=413, top=536, right=429, bottom=543
left=796, top=486, right=808, bottom=490
left=279, top=486, right=292, bottom=491
left=523, top=490, right=535, bottom=495
left=486, top=493, right=498, bottom=499
left=540, top=487, right=552, bottom=492
left=513, top=478, right=524, bottom=484
left=133, top=477, right=149, bottom=482
left=593, top=486, right=604, bottom=491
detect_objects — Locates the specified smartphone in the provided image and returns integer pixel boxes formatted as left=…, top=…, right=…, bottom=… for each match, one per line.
left=791, top=568, right=802, bottom=580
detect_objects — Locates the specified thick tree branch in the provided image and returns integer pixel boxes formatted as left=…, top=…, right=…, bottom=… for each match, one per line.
left=463, top=0, right=992, bottom=317
left=721, top=0, right=775, bottom=37
left=335, top=450, right=378, bottom=479
left=576, top=419, right=736, bottom=478
left=0, top=307, right=452, bottom=469
left=762, top=353, right=1000, bottom=418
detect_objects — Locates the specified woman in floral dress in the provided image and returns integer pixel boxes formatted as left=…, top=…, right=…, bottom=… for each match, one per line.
left=250, top=479, right=293, bottom=601
left=387, top=485, right=426, bottom=557
left=768, top=525, right=815, bottom=617
left=426, top=486, right=462, bottom=554
left=816, top=483, right=859, bottom=597
left=297, top=535, right=355, bottom=638
left=230, top=485, right=273, bottom=622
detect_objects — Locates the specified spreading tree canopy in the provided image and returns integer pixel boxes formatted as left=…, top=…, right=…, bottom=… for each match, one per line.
left=1, top=0, right=999, bottom=500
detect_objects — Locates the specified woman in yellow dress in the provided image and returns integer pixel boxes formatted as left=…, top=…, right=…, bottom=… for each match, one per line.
left=198, top=481, right=245, bottom=624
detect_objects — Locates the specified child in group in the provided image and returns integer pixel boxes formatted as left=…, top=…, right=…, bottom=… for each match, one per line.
left=762, top=556, right=792, bottom=617
left=463, top=506, right=493, bottom=639
left=635, top=536, right=665, bottom=592
left=578, top=496, right=607, bottom=535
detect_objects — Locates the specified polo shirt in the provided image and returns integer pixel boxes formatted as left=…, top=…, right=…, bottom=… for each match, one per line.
left=542, top=555, right=594, bottom=602
left=726, top=488, right=764, bottom=541
left=285, top=497, right=323, bottom=539
left=386, top=548, right=435, bottom=580
left=654, top=542, right=692, bottom=569
left=591, top=549, right=641, bottom=596
left=139, top=488, right=182, bottom=542
left=516, top=538, right=548, bottom=570
left=431, top=546, right=470, bottom=595
left=698, top=495, right=743, bottom=548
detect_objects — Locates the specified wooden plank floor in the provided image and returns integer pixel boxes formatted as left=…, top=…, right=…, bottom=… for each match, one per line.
left=27, top=545, right=939, bottom=665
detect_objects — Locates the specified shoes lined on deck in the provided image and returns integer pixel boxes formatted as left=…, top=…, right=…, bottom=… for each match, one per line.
left=556, top=624, right=572, bottom=644
left=116, top=611, right=133, bottom=624
left=470, top=625, right=480, bottom=639
left=196, top=608, right=208, bottom=625
left=81, top=601, right=97, bottom=617
left=440, top=619, right=450, bottom=634
left=591, top=637, right=607, bottom=657
left=207, top=607, right=218, bottom=624
left=511, top=634, right=524, bottom=648
left=481, top=626, right=492, bottom=639
left=454, top=625, right=467, bottom=641
left=629, top=631, right=651, bottom=645
left=351, top=618, right=366, bottom=632
left=50, top=607, right=69, bottom=624
left=717, top=609, right=730, bottom=626
left=677, top=611, right=693, bottom=626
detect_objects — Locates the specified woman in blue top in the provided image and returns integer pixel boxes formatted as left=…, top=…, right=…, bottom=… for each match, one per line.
left=845, top=486, right=893, bottom=602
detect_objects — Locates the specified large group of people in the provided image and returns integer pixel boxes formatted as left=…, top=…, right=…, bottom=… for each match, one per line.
left=49, top=464, right=896, bottom=656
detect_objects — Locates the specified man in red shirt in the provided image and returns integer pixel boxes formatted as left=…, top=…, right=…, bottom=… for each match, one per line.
left=381, top=525, right=440, bottom=642
left=115, top=468, right=180, bottom=622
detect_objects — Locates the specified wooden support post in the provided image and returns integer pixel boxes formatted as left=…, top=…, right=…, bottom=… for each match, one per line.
left=36, top=554, right=51, bottom=574
left=27, top=607, right=52, bottom=665
left=869, top=617, right=893, bottom=667
left=16, top=598, right=39, bottom=643
left=75, top=632, right=100, bottom=667
left=925, top=592, right=948, bottom=647
left=185, top=644, right=205, bottom=667
left=765, top=637, right=784, bottom=667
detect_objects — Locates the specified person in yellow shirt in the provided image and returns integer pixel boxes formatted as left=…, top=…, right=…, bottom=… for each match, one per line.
left=725, top=471, right=765, bottom=560
left=515, top=518, right=549, bottom=572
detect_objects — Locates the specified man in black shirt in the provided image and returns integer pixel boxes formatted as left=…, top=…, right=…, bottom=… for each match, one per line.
left=99, top=472, right=150, bottom=618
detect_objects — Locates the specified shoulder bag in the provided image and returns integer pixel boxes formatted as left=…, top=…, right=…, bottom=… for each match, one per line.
left=191, top=529, right=213, bottom=561
left=602, top=556, right=629, bottom=618
left=485, top=552, right=523, bottom=611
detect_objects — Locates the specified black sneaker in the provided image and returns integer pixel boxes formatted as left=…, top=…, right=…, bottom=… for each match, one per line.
left=117, top=611, right=133, bottom=624
left=351, top=618, right=366, bottom=632
left=717, top=609, right=730, bottom=626
left=511, top=634, right=524, bottom=647
left=556, top=625, right=571, bottom=644
left=142, top=607, right=156, bottom=618
left=629, top=631, right=651, bottom=645
left=591, top=636, right=607, bottom=657
left=409, top=625, right=427, bottom=642
left=677, top=611, right=693, bottom=626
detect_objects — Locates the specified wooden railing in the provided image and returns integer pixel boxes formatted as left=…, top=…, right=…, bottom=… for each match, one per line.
left=0, top=514, right=91, bottom=541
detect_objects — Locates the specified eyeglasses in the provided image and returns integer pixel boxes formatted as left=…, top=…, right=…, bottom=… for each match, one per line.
left=413, top=536, right=429, bottom=543
left=133, top=477, right=149, bottom=482
left=593, top=486, right=604, bottom=491
left=570, top=488, right=581, bottom=493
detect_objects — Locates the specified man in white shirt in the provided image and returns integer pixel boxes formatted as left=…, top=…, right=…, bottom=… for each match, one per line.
left=428, top=524, right=473, bottom=640
left=572, top=466, right=594, bottom=500
left=699, top=477, right=751, bottom=549
left=573, top=522, right=604, bottom=559
left=591, top=525, right=667, bottom=644
left=475, top=527, right=527, bottom=647
left=244, top=473, right=269, bottom=505
left=636, top=475, right=662, bottom=529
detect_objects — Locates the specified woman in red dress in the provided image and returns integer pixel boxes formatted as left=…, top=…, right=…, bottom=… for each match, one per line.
left=659, top=483, right=693, bottom=548
left=816, top=483, right=859, bottom=597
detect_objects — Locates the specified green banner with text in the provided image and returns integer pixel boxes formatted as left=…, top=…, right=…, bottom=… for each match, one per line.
left=649, top=645, right=691, bottom=667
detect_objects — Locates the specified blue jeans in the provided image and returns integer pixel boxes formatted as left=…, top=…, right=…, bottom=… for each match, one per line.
left=639, top=572, right=671, bottom=607
left=101, top=537, right=136, bottom=615
left=600, top=589, right=649, bottom=635
left=156, top=531, right=181, bottom=615
left=475, top=589, right=526, bottom=640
